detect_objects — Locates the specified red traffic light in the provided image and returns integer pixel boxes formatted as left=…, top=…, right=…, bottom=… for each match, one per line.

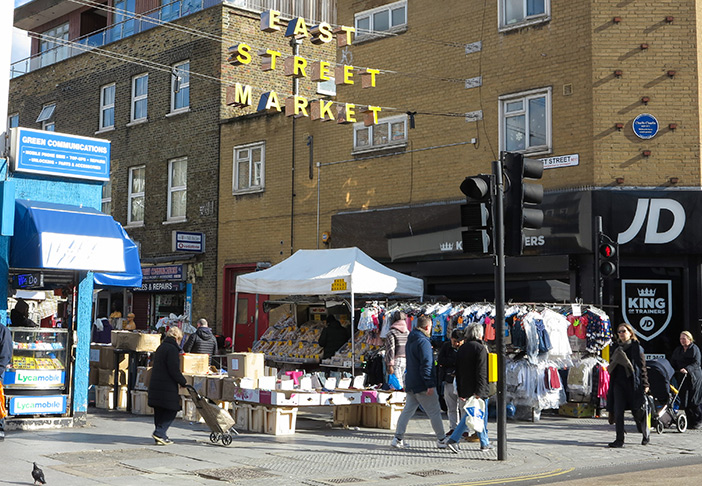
left=599, top=243, right=616, bottom=259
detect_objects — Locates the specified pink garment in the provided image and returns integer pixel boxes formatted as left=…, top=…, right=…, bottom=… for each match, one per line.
left=391, top=319, right=408, bottom=334
left=598, top=365, right=610, bottom=399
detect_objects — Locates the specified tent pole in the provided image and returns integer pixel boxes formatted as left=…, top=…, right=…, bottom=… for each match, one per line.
left=351, top=292, right=355, bottom=377
left=232, top=291, right=239, bottom=351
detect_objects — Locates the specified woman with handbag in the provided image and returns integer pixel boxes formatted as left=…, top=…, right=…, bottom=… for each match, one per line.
left=385, top=311, right=409, bottom=389
left=606, top=323, right=650, bottom=448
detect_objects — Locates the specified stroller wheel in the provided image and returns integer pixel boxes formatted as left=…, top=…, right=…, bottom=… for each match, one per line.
left=677, top=414, right=688, bottom=433
left=655, top=422, right=664, bottom=434
left=222, top=433, right=233, bottom=446
left=210, top=432, right=221, bottom=443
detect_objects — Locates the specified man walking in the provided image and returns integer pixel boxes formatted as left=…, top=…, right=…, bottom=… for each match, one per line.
left=183, top=318, right=218, bottom=365
left=0, top=320, right=12, bottom=440
left=390, top=315, right=447, bottom=449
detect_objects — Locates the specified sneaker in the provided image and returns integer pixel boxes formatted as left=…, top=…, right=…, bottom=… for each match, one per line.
left=437, top=437, right=448, bottom=449
left=608, top=440, right=624, bottom=448
left=390, top=437, right=405, bottom=449
left=152, top=434, right=172, bottom=446
left=480, top=444, right=494, bottom=451
left=447, top=440, right=460, bottom=454
left=641, top=437, right=650, bottom=446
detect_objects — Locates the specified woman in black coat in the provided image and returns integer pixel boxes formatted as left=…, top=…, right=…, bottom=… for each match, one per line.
left=670, top=331, right=702, bottom=428
left=148, top=326, right=187, bottom=445
left=607, top=323, right=649, bottom=448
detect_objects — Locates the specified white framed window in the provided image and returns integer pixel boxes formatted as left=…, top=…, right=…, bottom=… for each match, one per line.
left=8, top=113, right=19, bottom=129
left=353, top=114, right=408, bottom=152
left=36, top=102, right=56, bottom=131
left=128, top=165, right=145, bottom=224
left=233, top=142, right=265, bottom=194
left=100, top=83, right=116, bottom=130
left=355, top=0, right=407, bottom=38
left=167, top=157, right=187, bottom=221
left=39, top=22, right=69, bottom=67
left=499, top=87, right=551, bottom=154
left=131, top=73, right=148, bottom=123
left=102, top=180, right=112, bottom=214
left=499, top=0, right=550, bottom=31
left=317, top=77, right=336, bottom=97
left=171, top=60, right=190, bottom=113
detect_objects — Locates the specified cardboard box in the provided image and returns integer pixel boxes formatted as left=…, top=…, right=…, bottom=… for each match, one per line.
left=232, top=386, right=260, bottom=403
left=248, top=405, right=265, bottom=433
left=111, top=331, right=160, bottom=352
left=182, top=398, right=204, bottom=422
left=95, top=385, right=127, bottom=410
left=319, top=392, right=345, bottom=406
left=559, top=402, right=596, bottom=418
left=259, top=390, right=299, bottom=406
left=296, top=392, right=321, bottom=406
left=130, top=390, right=154, bottom=415
left=377, top=391, right=406, bottom=404
left=192, top=375, right=208, bottom=396
left=89, top=367, right=99, bottom=386
left=227, top=352, right=265, bottom=379
left=180, top=353, right=210, bottom=375
left=90, top=344, right=107, bottom=363
left=378, top=403, right=404, bottom=430
left=135, top=366, right=152, bottom=390
left=361, top=390, right=378, bottom=404
left=361, top=404, right=380, bottom=428
left=98, top=368, right=127, bottom=386
left=180, top=374, right=195, bottom=396
left=233, top=403, right=250, bottom=430
left=334, top=404, right=363, bottom=427
left=110, top=330, right=131, bottom=349
left=221, top=377, right=238, bottom=400
left=257, top=375, right=276, bottom=390
left=264, top=406, right=298, bottom=435
left=206, top=375, right=225, bottom=401
left=99, top=346, right=128, bottom=370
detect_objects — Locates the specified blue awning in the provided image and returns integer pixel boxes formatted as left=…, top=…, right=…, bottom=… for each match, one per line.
left=10, top=200, right=137, bottom=278
left=93, top=223, right=143, bottom=288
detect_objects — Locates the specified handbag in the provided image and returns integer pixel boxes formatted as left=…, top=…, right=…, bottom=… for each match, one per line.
left=462, top=396, right=486, bottom=434
left=387, top=373, right=402, bottom=391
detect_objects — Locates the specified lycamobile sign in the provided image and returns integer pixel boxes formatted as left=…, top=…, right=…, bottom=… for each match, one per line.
left=9, top=395, right=67, bottom=415
left=4, top=370, right=65, bottom=386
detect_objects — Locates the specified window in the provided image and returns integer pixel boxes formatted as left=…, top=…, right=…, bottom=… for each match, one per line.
left=353, top=114, right=408, bottom=152
left=36, top=103, right=56, bottom=131
left=100, top=83, right=116, bottom=130
left=8, top=113, right=19, bottom=129
left=102, top=180, right=112, bottom=214
left=500, top=0, right=549, bottom=30
left=128, top=166, right=145, bottom=224
left=40, top=22, right=69, bottom=67
left=500, top=87, right=551, bottom=154
left=233, top=142, right=265, bottom=193
left=355, top=0, right=407, bottom=38
left=110, top=0, right=136, bottom=41
left=317, top=77, right=336, bottom=97
left=131, top=73, right=148, bottom=123
left=171, top=61, right=190, bottom=113
left=167, top=157, right=187, bottom=221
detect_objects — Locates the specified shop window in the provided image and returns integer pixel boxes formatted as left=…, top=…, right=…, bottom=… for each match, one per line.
left=36, top=102, right=56, bottom=131
left=499, top=87, right=551, bottom=154
left=167, top=157, right=187, bottom=221
left=100, top=83, right=115, bottom=131
left=353, top=114, right=407, bottom=152
left=102, top=180, right=112, bottom=215
left=130, top=73, right=148, bottom=123
left=39, top=22, right=69, bottom=67
left=233, top=142, right=265, bottom=194
left=355, top=0, right=407, bottom=40
left=499, top=0, right=550, bottom=31
left=8, top=113, right=19, bottom=129
left=128, top=165, right=145, bottom=225
left=170, top=60, right=190, bottom=113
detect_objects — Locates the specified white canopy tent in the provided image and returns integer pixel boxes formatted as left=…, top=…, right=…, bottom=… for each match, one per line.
left=234, top=247, right=424, bottom=374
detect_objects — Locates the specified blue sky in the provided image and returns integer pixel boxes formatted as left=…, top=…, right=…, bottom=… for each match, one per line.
left=12, top=0, right=33, bottom=64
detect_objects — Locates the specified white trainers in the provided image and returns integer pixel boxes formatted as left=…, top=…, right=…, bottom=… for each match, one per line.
left=437, top=437, right=448, bottom=449
left=391, top=437, right=405, bottom=449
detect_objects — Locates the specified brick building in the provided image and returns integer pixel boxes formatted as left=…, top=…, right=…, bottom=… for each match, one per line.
left=9, top=0, right=335, bottom=331
left=217, top=0, right=702, bottom=355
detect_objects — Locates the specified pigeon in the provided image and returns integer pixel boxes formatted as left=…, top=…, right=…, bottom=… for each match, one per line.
left=32, top=462, right=46, bottom=485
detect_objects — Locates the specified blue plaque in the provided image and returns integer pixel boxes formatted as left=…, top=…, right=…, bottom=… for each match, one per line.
left=632, top=113, right=659, bottom=140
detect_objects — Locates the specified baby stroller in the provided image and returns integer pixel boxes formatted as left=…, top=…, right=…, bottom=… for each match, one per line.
left=646, top=358, right=687, bottom=434
left=186, top=385, right=239, bottom=445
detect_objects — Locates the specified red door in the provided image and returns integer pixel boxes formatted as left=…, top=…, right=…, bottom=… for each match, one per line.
left=223, top=264, right=269, bottom=352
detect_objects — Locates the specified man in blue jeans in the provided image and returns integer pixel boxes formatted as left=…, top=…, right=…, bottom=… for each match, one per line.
left=446, top=322, right=493, bottom=452
left=391, top=315, right=447, bottom=449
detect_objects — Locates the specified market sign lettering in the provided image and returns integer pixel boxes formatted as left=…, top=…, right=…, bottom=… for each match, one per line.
left=226, top=10, right=382, bottom=126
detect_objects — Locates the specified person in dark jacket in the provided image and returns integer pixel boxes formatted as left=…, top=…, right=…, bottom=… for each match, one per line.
left=384, top=311, right=409, bottom=389
left=445, top=322, right=491, bottom=452
left=606, top=323, right=650, bottom=448
left=318, top=315, right=350, bottom=360
left=148, top=326, right=187, bottom=445
left=437, top=329, right=464, bottom=434
left=9, top=299, right=37, bottom=327
left=670, top=331, right=702, bottom=428
left=0, top=322, right=12, bottom=441
left=183, top=319, right=218, bottom=364
left=390, top=315, right=447, bottom=450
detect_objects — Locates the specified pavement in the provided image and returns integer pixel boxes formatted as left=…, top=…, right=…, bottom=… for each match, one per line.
left=1, top=406, right=701, bottom=486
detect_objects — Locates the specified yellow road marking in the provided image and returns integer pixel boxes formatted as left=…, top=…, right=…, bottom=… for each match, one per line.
left=441, top=468, right=576, bottom=486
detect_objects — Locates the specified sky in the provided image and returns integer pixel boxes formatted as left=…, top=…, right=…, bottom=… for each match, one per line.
left=12, top=0, right=33, bottom=64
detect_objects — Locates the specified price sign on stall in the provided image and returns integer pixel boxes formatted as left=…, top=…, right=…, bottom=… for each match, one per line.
left=14, top=273, right=44, bottom=289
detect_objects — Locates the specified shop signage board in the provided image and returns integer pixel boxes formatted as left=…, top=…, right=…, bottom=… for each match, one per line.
left=172, top=231, right=205, bottom=253
left=135, top=281, right=186, bottom=292
left=632, top=113, right=659, bottom=139
left=9, top=395, right=67, bottom=415
left=142, top=265, right=184, bottom=281
left=9, top=127, right=110, bottom=181
left=14, top=272, right=44, bottom=289
left=3, top=369, right=66, bottom=387
left=621, top=279, right=672, bottom=341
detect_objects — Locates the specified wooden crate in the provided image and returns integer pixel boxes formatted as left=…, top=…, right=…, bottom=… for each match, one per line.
left=264, top=406, right=298, bottom=435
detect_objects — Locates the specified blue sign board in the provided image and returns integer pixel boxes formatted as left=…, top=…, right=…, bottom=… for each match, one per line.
left=142, top=264, right=184, bottom=281
left=9, top=395, right=67, bottom=415
left=9, top=127, right=111, bottom=181
left=632, top=113, right=659, bottom=140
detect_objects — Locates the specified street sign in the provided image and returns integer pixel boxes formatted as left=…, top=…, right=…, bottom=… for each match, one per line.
left=172, top=231, right=205, bottom=253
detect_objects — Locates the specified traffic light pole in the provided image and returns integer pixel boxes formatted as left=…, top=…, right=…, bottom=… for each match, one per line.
left=492, top=159, right=507, bottom=460
left=594, top=216, right=603, bottom=306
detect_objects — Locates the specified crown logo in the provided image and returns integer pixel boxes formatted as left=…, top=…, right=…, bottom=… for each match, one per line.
left=440, top=242, right=454, bottom=252
left=638, top=288, right=656, bottom=297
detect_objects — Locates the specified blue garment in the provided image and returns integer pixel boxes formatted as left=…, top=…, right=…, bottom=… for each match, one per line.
left=404, top=328, right=435, bottom=393
left=450, top=397, right=490, bottom=447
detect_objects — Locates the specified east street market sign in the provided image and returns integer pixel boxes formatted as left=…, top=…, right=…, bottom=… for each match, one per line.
left=225, top=10, right=383, bottom=125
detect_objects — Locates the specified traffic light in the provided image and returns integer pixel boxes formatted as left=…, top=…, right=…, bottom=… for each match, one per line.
left=598, top=233, right=619, bottom=278
left=503, top=152, right=544, bottom=256
left=460, top=174, right=493, bottom=255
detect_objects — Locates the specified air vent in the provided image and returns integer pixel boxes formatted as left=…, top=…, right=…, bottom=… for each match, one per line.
left=563, top=84, right=573, bottom=96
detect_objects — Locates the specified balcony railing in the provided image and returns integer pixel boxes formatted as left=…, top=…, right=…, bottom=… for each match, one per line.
left=10, top=0, right=336, bottom=78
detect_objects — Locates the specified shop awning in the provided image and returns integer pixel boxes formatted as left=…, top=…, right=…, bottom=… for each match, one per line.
left=11, top=199, right=127, bottom=273
left=93, top=223, right=143, bottom=288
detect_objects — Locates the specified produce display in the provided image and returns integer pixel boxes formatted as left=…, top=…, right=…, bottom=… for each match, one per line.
left=253, top=319, right=324, bottom=362
left=322, top=330, right=381, bottom=366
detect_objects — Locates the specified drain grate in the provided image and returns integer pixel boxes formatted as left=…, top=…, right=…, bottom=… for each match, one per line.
left=196, top=466, right=277, bottom=481
left=325, top=478, right=364, bottom=484
left=409, top=469, right=451, bottom=478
